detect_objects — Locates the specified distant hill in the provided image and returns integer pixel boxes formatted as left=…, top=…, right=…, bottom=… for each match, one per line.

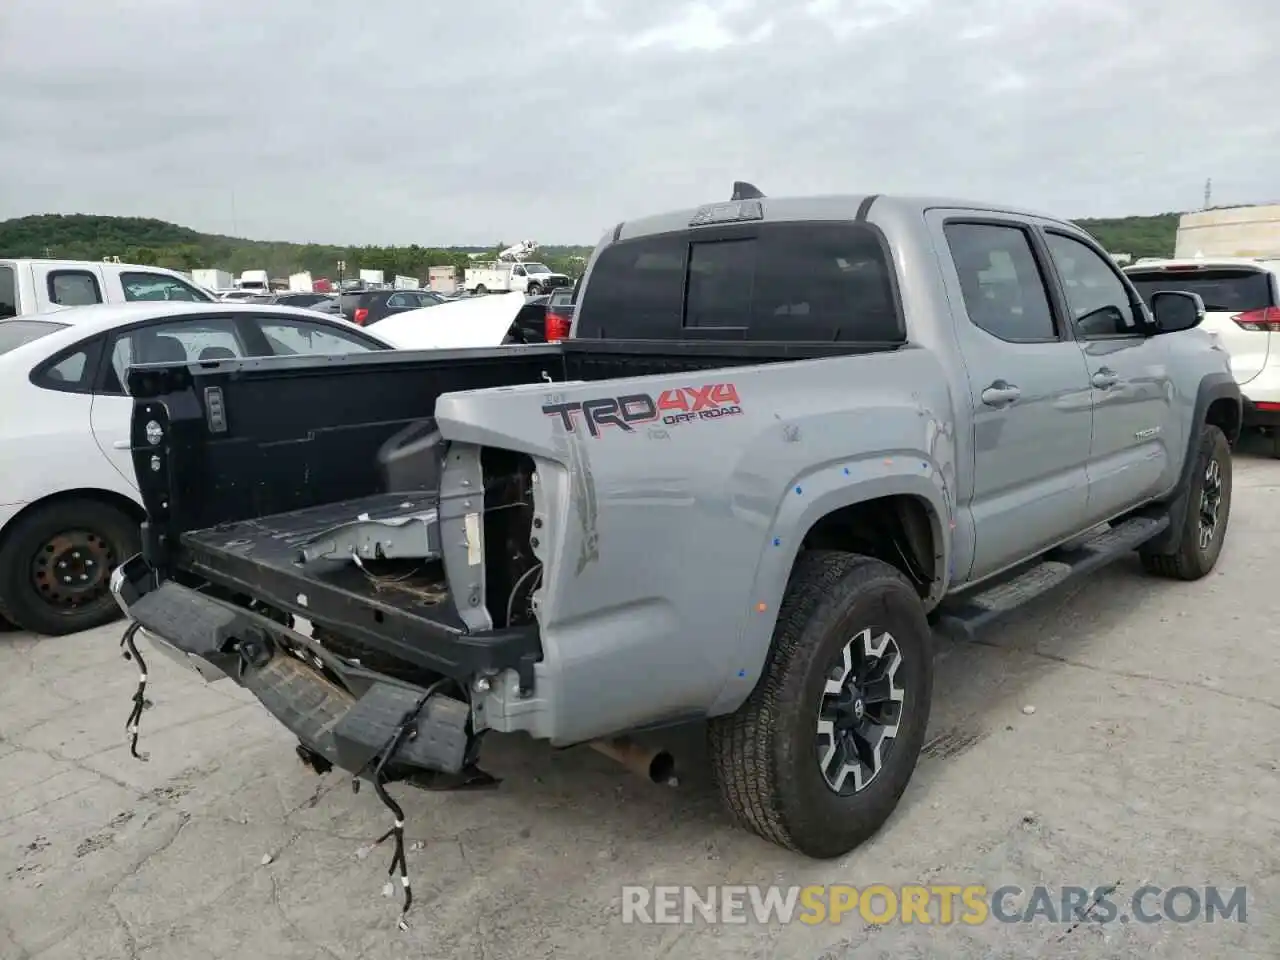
left=1074, top=213, right=1181, bottom=259
left=0, top=210, right=1181, bottom=281
left=0, top=214, right=595, bottom=282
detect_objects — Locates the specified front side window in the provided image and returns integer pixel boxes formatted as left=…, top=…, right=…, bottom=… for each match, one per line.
left=1044, top=233, right=1137, bottom=338
left=120, top=272, right=211, bottom=303
left=944, top=222, right=1058, bottom=342
left=106, top=317, right=245, bottom=394
left=48, top=270, right=102, bottom=307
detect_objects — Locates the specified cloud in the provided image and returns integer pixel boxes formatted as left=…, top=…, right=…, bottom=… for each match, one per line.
left=0, top=0, right=1277, bottom=245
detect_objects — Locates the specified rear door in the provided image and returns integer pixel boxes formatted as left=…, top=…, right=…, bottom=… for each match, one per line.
left=928, top=214, right=1095, bottom=581
left=1124, top=263, right=1276, bottom=385
left=90, top=316, right=251, bottom=488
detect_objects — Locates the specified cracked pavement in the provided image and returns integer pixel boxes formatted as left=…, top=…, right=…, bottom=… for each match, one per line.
left=1, top=444, right=1278, bottom=959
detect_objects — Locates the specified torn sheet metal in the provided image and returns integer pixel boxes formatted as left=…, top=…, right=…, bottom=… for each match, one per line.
left=294, top=510, right=440, bottom=564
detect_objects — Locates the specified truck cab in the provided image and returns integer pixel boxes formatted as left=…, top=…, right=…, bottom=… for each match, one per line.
left=0, top=259, right=213, bottom=319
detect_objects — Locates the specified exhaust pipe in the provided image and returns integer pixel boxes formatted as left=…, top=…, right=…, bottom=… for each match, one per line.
left=589, top=736, right=678, bottom=787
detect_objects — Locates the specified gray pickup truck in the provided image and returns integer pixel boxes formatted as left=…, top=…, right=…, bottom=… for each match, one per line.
left=110, top=187, right=1239, bottom=889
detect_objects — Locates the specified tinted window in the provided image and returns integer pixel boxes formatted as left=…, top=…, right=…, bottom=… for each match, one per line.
left=413, top=292, right=442, bottom=307
left=944, top=223, right=1057, bottom=342
left=257, top=318, right=385, bottom=356
left=1, top=264, right=17, bottom=319
left=386, top=293, right=415, bottom=308
left=576, top=235, right=687, bottom=338
left=576, top=223, right=901, bottom=341
left=120, top=272, right=211, bottom=303
left=549, top=288, right=574, bottom=308
left=48, top=270, right=102, bottom=306
left=752, top=224, right=899, bottom=340
left=1044, top=233, right=1137, bottom=338
left=34, top=344, right=95, bottom=392
left=1126, top=268, right=1274, bottom=313
left=0, top=319, right=67, bottom=354
left=105, top=318, right=245, bottom=394
left=686, top=239, right=754, bottom=328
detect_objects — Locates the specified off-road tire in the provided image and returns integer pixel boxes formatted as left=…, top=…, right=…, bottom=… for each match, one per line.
left=1139, top=424, right=1232, bottom=580
left=708, top=551, right=933, bottom=858
left=0, top=498, right=140, bottom=636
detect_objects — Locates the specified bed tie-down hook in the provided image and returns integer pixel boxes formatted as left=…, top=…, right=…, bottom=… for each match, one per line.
left=119, top=621, right=153, bottom=761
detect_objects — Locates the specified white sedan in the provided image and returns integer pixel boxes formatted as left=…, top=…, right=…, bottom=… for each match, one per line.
left=0, top=302, right=394, bottom=635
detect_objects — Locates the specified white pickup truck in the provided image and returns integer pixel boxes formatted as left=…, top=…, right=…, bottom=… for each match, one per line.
left=464, top=260, right=570, bottom=296
left=0, top=259, right=214, bottom=318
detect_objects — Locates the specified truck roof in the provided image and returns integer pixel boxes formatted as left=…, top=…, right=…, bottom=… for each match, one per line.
left=609, top=193, right=1074, bottom=243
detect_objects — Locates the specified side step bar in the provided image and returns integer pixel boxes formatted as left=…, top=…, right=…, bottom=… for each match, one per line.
left=937, top=515, right=1168, bottom=641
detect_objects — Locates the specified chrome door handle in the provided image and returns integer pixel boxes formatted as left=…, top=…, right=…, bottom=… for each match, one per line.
left=981, top=381, right=1022, bottom=406
left=1091, top=369, right=1119, bottom=389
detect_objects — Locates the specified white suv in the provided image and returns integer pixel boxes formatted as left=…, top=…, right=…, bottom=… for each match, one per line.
left=1124, top=258, right=1280, bottom=456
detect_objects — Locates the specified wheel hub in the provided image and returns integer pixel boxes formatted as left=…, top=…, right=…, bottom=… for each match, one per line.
left=815, top=628, right=906, bottom=796
left=1198, top=457, right=1223, bottom=552
left=30, top=530, right=115, bottom=611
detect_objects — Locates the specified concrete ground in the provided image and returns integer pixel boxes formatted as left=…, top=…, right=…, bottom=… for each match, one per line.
left=1, top=446, right=1277, bottom=960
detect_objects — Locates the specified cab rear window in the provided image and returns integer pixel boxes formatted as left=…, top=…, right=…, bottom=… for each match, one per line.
left=576, top=222, right=903, bottom=342
left=0, top=319, right=68, bottom=355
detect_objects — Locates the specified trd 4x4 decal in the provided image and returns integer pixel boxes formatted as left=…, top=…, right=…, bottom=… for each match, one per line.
left=542, top=383, right=743, bottom=437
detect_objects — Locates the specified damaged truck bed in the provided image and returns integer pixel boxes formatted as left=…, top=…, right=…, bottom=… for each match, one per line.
left=111, top=188, right=1239, bottom=928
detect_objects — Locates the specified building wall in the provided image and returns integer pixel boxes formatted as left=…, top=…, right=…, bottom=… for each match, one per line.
left=1175, top=204, right=1280, bottom=258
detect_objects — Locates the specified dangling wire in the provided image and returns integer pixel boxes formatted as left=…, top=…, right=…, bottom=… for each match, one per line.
left=355, top=677, right=451, bottom=931
left=119, top=621, right=151, bottom=761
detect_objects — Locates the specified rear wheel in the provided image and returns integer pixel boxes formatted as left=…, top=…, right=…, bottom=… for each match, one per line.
left=1139, top=424, right=1232, bottom=580
left=708, top=551, right=932, bottom=858
left=0, top=498, right=141, bottom=636
left=474, top=285, right=487, bottom=295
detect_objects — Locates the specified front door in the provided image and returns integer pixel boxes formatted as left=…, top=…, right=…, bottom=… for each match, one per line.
left=931, top=215, right=1095, bottom=583
left=1040, top=231, right=1179, bottom=522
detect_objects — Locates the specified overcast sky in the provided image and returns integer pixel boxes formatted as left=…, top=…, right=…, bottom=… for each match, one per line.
left=1, top=0, right=1276, bottom=246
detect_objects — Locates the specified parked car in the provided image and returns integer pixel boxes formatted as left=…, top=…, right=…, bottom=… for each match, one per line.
left=111, top=190, right=1238, bottom=902
left=544, top=285, right=576, bottom=341
left=1124, top=258, right=1280, bottom=455
left=0, top=302, right=394, bottom=636
left=0, top=259, right=213, bottom=318
left=340, top=289, right=446, bottom=326
left=266, top=292, right=334, bottom=309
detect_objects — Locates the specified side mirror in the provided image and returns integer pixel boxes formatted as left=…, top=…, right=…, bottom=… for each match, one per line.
left=1150, top=290, right=1205, bottom=334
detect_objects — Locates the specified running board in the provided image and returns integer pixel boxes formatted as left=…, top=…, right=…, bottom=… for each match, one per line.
left=937, top=515, right=1168, bottom=641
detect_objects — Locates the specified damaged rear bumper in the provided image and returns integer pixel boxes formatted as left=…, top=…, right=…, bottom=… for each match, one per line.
left=109, top=554, right=473, bottom=779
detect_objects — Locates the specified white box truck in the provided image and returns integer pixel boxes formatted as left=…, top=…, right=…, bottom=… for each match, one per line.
left=235, top=269, right=270, bottom=294
left=393, top=275, right=418, bottom=290
left=358, top=269, right=385, bottom=288
left=289, top=271, right=314, bottom=292
left=192, top=268, right=233, bottom=292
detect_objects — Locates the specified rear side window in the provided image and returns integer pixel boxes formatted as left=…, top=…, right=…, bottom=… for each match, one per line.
left=0, top=319, right=68, bottom=355
left=1125, top=268, right=1275, bottom=313
left=576, top=222, right=902, bottom=342
left=0, top=264, right=15, bottom=319
left=944, top=223, right=1057, bottom=342
left=48, top=270, right=103, bottom=306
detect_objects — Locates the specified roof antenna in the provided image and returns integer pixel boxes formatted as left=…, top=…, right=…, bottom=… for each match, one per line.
left=732, top=181, right=765, bottom=201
